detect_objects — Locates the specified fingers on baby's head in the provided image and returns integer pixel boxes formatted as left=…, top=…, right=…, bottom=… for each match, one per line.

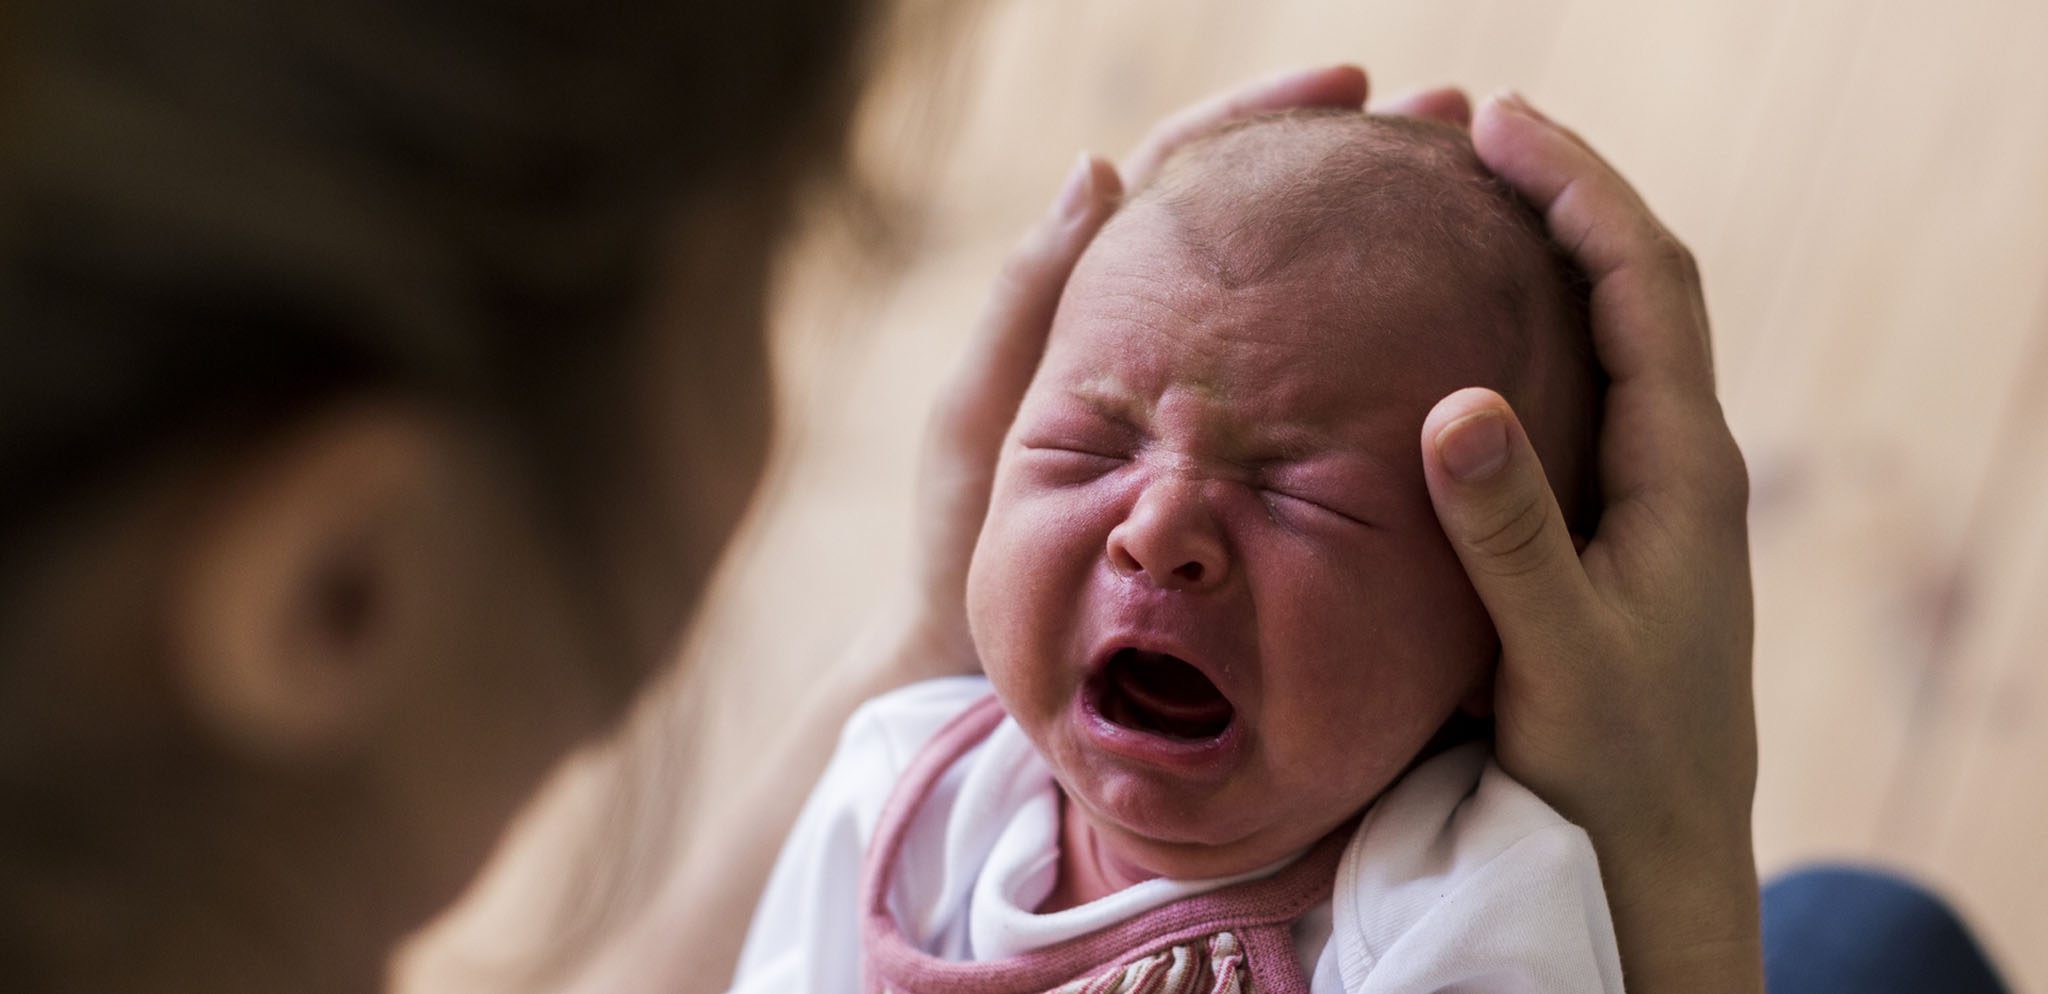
left=1118, top=110, right=1600, bottom=526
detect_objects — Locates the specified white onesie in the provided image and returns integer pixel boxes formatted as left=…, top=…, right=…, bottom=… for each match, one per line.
left=729, top=677, right=1623, bottom=994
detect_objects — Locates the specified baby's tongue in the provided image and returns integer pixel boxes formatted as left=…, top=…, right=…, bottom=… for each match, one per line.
left=1109, top=651, right=1233, bottom=738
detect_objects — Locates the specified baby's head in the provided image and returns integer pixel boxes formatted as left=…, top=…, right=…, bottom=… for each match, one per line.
left=964, top=112, right=1598, bottom=882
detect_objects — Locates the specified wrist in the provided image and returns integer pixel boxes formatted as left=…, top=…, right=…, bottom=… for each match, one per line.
left=1598, top=831, right=1763, bottom=994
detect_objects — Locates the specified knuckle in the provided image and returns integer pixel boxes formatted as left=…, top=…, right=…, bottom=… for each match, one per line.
left=1674, top=410, right=1751, bottom=522
left=1463, top=493, right=1559, bottom=577
left=1709, top=431, right=1752, bottom=519
left=997, top=208, right=1081, bottom=285
left=1652, top=230, right=1700, bottom=283
left=994, top=238, right=1048, bottom=295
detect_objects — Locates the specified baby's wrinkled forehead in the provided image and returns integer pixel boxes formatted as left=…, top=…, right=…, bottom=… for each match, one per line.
left=1048, top=110, right=1600, bottom=524
left=1100, top=111, right=1569, bottom=366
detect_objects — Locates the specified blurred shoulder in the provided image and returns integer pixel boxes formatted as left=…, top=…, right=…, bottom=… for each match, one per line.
left=840, top=675, right=994, bottom=774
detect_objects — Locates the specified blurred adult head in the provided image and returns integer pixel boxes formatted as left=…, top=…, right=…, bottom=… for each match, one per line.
left=0, top=0, right=870, bottom=988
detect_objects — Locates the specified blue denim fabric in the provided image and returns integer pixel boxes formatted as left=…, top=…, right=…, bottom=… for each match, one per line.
left=1762, top=864, right=2009, bottom=994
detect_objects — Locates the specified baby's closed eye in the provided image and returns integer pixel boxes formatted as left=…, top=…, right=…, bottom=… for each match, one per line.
left=1015, top=406, right=1143, bottom=481
left=1257, top=463, right=1383, bottom=530
left=1017, top=433, right=1131, bottom=484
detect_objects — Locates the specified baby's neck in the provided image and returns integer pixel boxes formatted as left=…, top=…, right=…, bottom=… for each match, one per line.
left=1037, top=790, right=1161, bottom=913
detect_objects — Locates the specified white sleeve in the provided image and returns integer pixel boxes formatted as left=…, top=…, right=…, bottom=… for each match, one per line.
left=725, top=677, right=990, bottom=994
left=1330, top=750, right=1625, bottom=994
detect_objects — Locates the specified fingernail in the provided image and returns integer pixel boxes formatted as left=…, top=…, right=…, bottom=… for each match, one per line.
left=1497, top=89, right=1549, bottom=123
left=1055, top=152, right=1096, bottom=221
left=1436, top=410, right=1509, bottom=482
left=1279, top=62, right=1360, bottom=89
left=1394, top=86, right=1472, bottom=127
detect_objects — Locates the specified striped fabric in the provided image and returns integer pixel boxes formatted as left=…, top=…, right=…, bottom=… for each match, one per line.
left=1044, top=932, right=1248, bottom=994
left=859, top=695, right=1348, bottom=994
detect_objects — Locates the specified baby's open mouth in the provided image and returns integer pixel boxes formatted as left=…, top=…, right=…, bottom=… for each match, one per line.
left=1093, top=648, right=1235, bottom=740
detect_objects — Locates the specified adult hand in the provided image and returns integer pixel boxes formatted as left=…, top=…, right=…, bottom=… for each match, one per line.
left=1419, top=94, right=1761, bottom=994
left=903, top=64, right=1473, bottom=678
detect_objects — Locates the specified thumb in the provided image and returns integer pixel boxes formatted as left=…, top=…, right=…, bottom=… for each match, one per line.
left=1421, top=388, right=1599, bottom=649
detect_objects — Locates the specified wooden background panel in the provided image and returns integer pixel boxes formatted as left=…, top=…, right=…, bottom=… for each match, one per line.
left=1888, top=308, right=2048, bottom=980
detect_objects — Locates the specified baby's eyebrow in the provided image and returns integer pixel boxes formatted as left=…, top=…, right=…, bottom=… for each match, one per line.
left=1232, top=422, right=1334, bottom=461
left=1061, top=381, right=1147, bottom=427
left=1230, top=421, right=1413, bottom=480
left=1204, top=410, right=1361, bottom=465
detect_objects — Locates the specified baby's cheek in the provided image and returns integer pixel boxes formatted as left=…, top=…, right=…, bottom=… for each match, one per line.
left=970, top=491, right=1094, bottom=714
left=1289, top=689, right=1436, bottom=808
left=1251, top=570, right=1478, bottom=791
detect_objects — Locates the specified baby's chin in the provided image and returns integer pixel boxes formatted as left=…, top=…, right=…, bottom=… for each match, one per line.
left=1052, top=748, right=1356, bottom=883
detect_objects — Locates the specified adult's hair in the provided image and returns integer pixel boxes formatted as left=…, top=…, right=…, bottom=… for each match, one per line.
left=0, top=0, right=866, bottom=564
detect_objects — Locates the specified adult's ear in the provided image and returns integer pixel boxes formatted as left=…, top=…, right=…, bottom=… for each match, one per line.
left=169, top=403, right=451, bottom=763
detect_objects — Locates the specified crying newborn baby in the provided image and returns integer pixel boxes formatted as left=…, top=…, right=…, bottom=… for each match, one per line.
left=731, top=111, right=1622, bottom=994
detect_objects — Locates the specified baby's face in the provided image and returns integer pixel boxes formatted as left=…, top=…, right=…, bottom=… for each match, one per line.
left=966, top=206, right=1502, bottom=881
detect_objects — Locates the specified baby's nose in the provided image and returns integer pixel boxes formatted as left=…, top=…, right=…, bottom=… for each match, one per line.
left=1105, top=481, right=1229, bottom=591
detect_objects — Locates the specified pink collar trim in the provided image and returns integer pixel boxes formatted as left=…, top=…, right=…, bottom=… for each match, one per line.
left=859, top=695, right=1347, bottom=994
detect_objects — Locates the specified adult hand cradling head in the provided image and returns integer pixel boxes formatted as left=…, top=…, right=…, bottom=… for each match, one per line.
left=1424, top=93, right=1761, bottom=994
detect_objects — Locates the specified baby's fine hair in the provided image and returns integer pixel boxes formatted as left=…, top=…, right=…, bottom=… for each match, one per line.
left=1126, top=111, right=1600, bottom=527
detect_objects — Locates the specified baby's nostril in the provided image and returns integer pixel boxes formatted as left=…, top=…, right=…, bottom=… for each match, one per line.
left=1107, top=540, right=1142, bottom=576
left=1173, top=561, right=1204, bottom=583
